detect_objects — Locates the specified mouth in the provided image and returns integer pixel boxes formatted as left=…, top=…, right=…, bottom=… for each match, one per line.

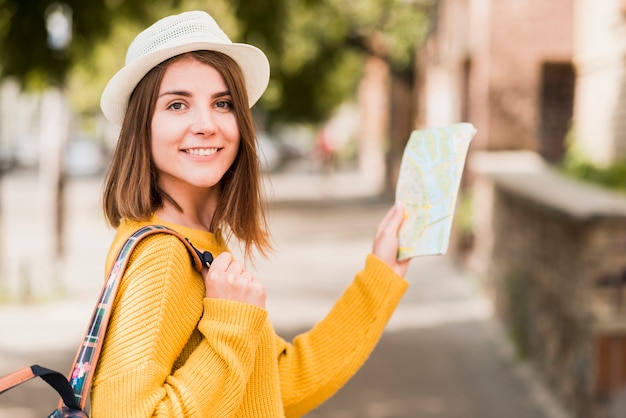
left=183, top=147, right=220, bottom=156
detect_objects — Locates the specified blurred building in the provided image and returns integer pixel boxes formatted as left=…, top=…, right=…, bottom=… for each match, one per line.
left=574, top=0, right=626, bottom=166
left=416, top=1, right=626, bottom=417
left=416, top=0, right=575, bottom=162
left=417, top=0, right=626, bottom=166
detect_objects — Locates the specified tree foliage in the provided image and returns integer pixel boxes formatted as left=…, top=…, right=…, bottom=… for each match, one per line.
left=0, top=0, right=176, bottom=88
left=233, top=0, right=430, bottom=127
left=269, top=0, right=430, bottom=126
left=0, top=0, right=430, bottom=128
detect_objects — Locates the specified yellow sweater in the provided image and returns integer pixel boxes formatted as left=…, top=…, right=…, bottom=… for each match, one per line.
left=91, top=216, right=408, bottom=417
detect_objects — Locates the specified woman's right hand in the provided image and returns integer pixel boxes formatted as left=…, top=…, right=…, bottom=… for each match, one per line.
left=372, top=204, right=411, bottom=277
left=203, top=252, right=266, bottom=309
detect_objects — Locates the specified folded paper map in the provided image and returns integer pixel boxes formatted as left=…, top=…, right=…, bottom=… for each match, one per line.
left=395, top=123, right=477, bottom=260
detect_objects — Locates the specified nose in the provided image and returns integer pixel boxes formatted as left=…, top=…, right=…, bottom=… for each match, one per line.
left=191, top=108, right=217, bottom=135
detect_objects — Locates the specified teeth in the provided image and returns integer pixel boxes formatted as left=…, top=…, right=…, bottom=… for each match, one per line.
left=186, top=148, right=218, bottom=156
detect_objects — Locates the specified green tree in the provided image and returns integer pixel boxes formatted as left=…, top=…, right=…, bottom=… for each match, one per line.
left=234, top=0, right=430, bottom=128
left=1, top=0, right=430, bottom=130
left=0, top=0, right=170, bottom=88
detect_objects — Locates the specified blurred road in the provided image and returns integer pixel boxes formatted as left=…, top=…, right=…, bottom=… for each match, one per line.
left=0, top=167, right=571, bottom=417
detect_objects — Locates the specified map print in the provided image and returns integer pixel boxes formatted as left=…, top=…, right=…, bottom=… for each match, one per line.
left=395, top=123, right=476, bottom=260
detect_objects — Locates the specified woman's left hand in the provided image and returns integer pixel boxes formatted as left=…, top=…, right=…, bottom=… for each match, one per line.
left=372, top=204, right=411, bottom=277
left=203, top=252, right=267, bottom=309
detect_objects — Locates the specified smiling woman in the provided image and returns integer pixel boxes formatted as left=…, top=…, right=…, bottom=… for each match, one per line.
left=102, top=48, right=266, bottom=248
left=91, top=10, right=411, bottom=418
left=150, top=56, right=241, bottom=225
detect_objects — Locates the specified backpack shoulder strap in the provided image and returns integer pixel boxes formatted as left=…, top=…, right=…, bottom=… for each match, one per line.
left=65, top=225, right=210, bottom=411
left=0, top=365, right=82, bottom=411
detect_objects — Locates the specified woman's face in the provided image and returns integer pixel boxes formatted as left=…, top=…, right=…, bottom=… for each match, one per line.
left=151, top=56, right=240, bottom=197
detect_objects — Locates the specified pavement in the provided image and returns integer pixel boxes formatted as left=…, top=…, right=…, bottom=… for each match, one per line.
left=0, top=166, right=572, bottom=417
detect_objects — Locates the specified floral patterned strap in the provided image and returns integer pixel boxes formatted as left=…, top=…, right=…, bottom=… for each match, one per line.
left=63, top=225, right=206, bottom=411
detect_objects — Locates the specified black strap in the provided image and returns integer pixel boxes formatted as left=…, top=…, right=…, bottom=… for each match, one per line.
left=31, top=365, right=81, bottom=411
left=186, top=238, right=214, bottom=267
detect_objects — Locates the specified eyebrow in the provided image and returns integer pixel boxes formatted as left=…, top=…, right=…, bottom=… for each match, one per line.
left=158, top=90, right=232, bottom=99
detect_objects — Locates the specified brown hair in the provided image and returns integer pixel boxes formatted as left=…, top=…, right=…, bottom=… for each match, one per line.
left=102, top=50, right=271, bottom=258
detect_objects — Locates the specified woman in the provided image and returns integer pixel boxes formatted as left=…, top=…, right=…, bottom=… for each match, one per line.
left=93, top=10, right=411, bottom=417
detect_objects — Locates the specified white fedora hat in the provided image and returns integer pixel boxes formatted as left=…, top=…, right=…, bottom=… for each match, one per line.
left=100, top=10, right=270, bottom=126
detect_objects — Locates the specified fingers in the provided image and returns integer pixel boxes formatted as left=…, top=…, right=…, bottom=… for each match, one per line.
left=376, top=204, right=399, bottom=235
left=208, top=251, right=233, bottom=272
left=386, top=203, right=405, bottom=233
left=375, top=203, right=404, bottom=239
left=373, top=203, right=411, bottom=278
left=204, top=252, right=266, bottom=309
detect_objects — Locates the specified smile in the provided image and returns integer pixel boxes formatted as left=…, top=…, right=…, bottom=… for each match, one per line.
left=184, top=148, right=219, bottom=156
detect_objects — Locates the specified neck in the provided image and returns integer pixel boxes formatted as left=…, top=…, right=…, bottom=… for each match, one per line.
left=156, top=187, right=219, bottom=232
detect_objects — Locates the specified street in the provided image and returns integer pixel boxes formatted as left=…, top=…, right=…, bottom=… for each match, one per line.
left=0, top=170, right=570, bottom=417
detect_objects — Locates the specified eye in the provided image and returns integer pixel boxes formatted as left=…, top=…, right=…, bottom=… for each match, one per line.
left=166, top=101, right=187, bottom=111
left=215, top=100, right=233, bottom=110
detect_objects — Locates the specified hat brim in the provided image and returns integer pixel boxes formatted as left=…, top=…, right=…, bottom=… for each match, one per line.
left=100, top=41, right=270, bottom=126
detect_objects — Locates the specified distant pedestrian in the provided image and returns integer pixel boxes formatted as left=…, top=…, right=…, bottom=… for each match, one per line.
left=314, top=126, right=337, bottom=173
left=94, top=10, right=411, bottom=417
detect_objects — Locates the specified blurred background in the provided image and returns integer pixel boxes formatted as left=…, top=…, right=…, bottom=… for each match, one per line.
left=2, top=0, right=626, bottom=417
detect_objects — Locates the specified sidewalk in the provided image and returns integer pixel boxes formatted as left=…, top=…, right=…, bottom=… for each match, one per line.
left=0, top=168, right=571, bottom=417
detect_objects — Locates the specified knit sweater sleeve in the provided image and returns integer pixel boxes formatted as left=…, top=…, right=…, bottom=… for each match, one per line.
left=90, top=234, right=267, bottom=418
left=276, top=254, right=409, bottom=418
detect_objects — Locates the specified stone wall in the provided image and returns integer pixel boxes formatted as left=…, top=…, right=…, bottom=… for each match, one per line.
left=468, top=151, right=626, bottom=418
